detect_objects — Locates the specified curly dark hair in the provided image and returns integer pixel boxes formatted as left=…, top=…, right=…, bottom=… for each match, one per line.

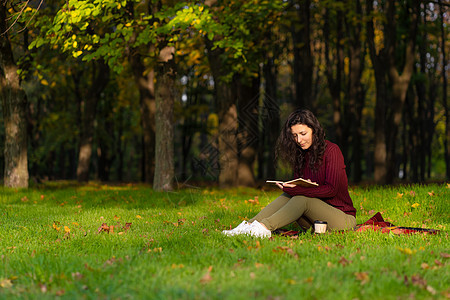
left=275, top=109, right=327, bottom=174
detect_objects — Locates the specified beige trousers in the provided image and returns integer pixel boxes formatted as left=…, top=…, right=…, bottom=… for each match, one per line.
left=248, top=193, right=356, bottom=232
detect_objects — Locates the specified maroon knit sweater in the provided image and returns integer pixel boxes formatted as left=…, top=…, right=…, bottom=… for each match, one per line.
left=282, top=140, right=356, bottom=217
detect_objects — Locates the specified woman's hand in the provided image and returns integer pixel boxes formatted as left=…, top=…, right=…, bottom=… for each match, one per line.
left=276, top=182, right=296, bottom=189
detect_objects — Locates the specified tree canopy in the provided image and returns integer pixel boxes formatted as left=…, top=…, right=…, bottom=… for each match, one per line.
left=1, top=0, right=448, bottom=188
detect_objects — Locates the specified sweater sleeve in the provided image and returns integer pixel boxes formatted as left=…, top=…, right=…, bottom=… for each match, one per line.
left=282, top=144, right=346, bottom=200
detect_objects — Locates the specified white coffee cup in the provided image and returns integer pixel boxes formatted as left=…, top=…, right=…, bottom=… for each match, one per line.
left=314, top=220, right=328, bottom=233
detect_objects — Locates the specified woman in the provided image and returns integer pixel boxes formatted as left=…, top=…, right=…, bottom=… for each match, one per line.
left=223, top=109, right=356, bottom=238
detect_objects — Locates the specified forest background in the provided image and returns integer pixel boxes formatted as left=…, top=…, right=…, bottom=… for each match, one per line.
left=0, top=0, right=449, bottom=190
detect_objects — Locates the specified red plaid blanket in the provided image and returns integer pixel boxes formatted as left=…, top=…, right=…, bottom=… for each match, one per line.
left=354, top=212, right=439, bottom=235
left=274, top=212, right=440, bottom=236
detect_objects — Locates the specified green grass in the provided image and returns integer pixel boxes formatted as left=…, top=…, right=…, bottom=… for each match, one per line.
left=0, top=182, right=449, bottom=299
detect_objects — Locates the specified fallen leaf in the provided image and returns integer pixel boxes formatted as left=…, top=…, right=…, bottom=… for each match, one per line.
left=338, top=256, right=351, bottom=266
left=427, top=285, right=437, bottom=295
left=0, top=278, right=12, bottom=288
left=136, top=215, right=142, bottom=219
left=411, top=203, right=420, bottom=208
left=200, top=266, right=213, bottom=284
left=286, top=279, right=296, bottom=285
left=64, top=226, right=70, bottom=233
left=97, top=223, right=110, bottom=234
left=122, top=222, right=132, bottom=232
left=428, top=191, right=435, bottom=196
left=411, top=274, right=427, bottom=288
left=435, top=259, right=443, bottom=267
left=397, top=247, right=416, bottom=255
left=440, top=252, right=450, bottom=258
left=355, top=272, right=370, bottom=285
left=52, top=222, right=60, bottom=231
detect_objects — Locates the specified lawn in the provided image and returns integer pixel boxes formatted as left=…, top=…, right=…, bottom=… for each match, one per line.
left=0, top=182, right=448, bottom=299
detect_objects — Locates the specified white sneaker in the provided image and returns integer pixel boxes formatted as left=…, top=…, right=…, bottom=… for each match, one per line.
left=222, top=220, right=251, bottom=236
left=245, top=220, right=271, bottom=238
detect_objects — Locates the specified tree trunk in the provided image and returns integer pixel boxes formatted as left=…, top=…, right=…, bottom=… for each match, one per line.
left=346, top=0, right=365, bottom=183
left=262, top=55, right=279, bottom=179
left=439, top=0, right=449, bottom=179
left=324, top=4, right=345, bottom=147
left=384, top=0, right=419, bottom=183
left=0, top=4, right=29, bottom=188
left=130, top=52, right=156, bottom=183
left=153, top=46, right=175, bottom=191
left=366, top=0, right=419, bottom=184
left=291, top=0, right=313, bottom=109
left=207, top=44, right=239, bottom=188
left=366, top=0, right=387, bottom=183
left=76, top=61, right=110, bottom=182
left=237, top=76, right=260, bottom=187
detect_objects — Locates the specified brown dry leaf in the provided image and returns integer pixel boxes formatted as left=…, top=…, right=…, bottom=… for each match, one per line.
left=200, top=266, right=213, bottom=284
left=435, top=259, right=444, bottom=267
left=273, top=246, right=299, bottom=260
left=97, top=223, right=109, bottom=234
left=247, top=196, right=259, bottom=205
left=411, top=274, right=427, bottom=288
left=421, top=263, right=430, bottom=270
left=338, top=256, right=351, bottom=266
left=123, top=222, right=132, bottom=232
left=355, top=272, right=370, bottom=285
left=440, top=252, right=450, bottom=258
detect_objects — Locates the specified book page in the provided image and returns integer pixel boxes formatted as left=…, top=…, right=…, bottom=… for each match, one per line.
left=266, top=177, right=318, bottom=187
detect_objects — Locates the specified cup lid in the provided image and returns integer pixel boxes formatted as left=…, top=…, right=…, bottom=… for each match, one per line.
left=314, top=220, right=328, bottom=224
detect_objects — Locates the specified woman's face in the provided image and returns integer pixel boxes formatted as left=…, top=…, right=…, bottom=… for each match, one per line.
left=291, top=124, right=313, bottom=150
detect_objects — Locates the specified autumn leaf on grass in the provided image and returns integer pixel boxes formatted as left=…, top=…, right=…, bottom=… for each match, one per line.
left=53, top=221, right=61, bottom=231
left=200, top=266, right=213, bottom=284
left=119, top=222, right=132, bottom=235
left=411, top=203, right=420, bottom=209
left=338, top=256, right=351, bottom=267
left=397, top=247, right=417, bottom=255
left=0, top=278, right=12, bottom=288
left=273, top=246, right=299, bottom=260
left=97, top=223, right=111, bottom=234
left=246, top=196, right=259, bottom=205
left=355, top=272, right=370, bottom=285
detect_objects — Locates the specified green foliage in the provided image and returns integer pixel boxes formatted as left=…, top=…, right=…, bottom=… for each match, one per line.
left=0, top=183, right=448, bottom=298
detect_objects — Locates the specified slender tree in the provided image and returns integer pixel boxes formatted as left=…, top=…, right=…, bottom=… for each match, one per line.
left=366, top=0, right=420, bottom=184
left=0, top=2, right=29, bottom=188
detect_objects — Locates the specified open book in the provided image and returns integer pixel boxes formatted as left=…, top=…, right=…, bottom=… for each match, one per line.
left=266, top=177, right=318, bottom=187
